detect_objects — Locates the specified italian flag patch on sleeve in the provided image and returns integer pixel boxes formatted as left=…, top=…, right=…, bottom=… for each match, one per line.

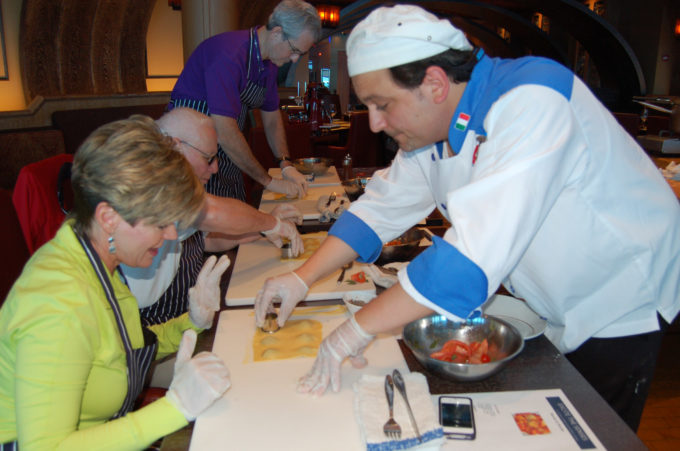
left=454, top=112, right=470, bottom=131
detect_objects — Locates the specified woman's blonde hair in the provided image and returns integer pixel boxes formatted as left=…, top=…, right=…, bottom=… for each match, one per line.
left=70, top=115, right=205, bottom=233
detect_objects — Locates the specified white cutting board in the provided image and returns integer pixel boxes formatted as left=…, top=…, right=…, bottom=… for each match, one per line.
left=259, top=185, right=347, bottom=220
left=225, top=233, right=375, bottom=306
left=268, top=165, right=342, bottom=186
left=190, top=307, right=409, bottom=451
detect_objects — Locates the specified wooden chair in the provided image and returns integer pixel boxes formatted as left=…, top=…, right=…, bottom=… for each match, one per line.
left=313, top=111, right=383, bottom=169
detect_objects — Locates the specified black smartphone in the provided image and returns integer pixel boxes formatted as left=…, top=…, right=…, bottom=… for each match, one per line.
left=439, top=395, right=476, bottom=439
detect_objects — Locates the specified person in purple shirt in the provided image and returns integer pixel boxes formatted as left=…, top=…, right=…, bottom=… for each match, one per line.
left=170, top=0, right=321, bottom=201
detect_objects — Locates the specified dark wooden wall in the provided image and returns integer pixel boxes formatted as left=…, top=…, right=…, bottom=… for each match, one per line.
left=20, top=0, right=156, bottom=103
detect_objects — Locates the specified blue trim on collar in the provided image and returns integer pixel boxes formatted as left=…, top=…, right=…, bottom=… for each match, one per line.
left=448, top=54, right=574, bottom=155
left=329, top=211, right=383, bottom=263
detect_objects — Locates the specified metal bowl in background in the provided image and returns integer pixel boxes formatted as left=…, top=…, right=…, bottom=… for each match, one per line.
left=402, top=314, right=524, bottom=381
left=341, top=177, right=371, bottom=201
left=293, top=157, right=334, bottom=176
left=378, top=227, right=427, bottom=263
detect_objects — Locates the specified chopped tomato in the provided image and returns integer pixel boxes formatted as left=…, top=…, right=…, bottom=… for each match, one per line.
left=350, top=271, right=367, bottom=283
left=440, top=340, right=469, bottom=356
left=430, top=337, right=492, bottom=364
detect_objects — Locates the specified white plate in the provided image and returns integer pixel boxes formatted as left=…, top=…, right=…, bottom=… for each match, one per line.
left=483, top=294, right=547, bottom=340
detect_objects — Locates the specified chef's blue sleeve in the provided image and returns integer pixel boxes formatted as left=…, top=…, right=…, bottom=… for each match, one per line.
left=329, top=211, right=383, bottom=263
left=406, top=236, right=488, bottom=318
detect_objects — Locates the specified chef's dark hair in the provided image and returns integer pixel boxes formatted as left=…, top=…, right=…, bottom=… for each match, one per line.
left=389, top=48, right=478, bottom=88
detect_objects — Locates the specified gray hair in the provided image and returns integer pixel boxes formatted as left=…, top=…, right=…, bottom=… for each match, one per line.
left=267, top=0, right=322, bottom=41
left=71, top=115, right=205, bottom=234
left=156, top=107, right=215, bottom=145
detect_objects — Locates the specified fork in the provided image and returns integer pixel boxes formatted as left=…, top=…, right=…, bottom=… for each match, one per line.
left=383, top=375, right=401, bottom=439
left=393, top=369, right=422, bottom=443
left=325, top=192, right=337, bottom=207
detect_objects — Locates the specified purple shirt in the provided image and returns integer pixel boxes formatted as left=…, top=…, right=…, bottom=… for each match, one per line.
left=171, top=28, right=279, bottom=118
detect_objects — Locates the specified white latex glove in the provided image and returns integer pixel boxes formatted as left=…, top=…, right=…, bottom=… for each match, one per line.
left=166, top=329, right=231, bottom=421
left=254, top=271, right=308, bottom=327
left=297, top=316, right=375, bottom=396
left=270, top=203, right=303, bottom=225
left=261, top=217, right=304, bottom=257
left=281, top=165, right=309, bottom=197
left=188, top=254, right=231, bottom=329
left=266, top=177, right=305, bottom=199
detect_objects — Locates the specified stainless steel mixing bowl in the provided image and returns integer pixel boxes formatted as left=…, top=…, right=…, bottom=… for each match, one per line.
left=292, top=157, right=334, bottom=176
left=402, top=314, right=524, bottom=381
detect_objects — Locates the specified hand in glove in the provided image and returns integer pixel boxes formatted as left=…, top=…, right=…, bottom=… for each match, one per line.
left=266, top=177, right=305, bottom=199
left=261, top=217, right=304, bottom=257
left=166, top=329, right=231, bottom=421
left=297, top=316, right=375, bottom=396
left=270, top=203, right=303, bottom=225
left=281, top=165, right=309, bottom=197
left=254, top=271, right=308, bottom=327
left=188, top=254, right=231, bottom=329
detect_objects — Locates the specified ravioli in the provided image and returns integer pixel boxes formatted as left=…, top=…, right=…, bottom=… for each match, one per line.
left=253, top=319, right=323, bottom=362
left=281, top=235, right=324, bottom=261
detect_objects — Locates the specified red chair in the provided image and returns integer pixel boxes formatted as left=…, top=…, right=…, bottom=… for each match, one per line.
left=313, top=111, right=383, bottom=169
left=12, top=154, right=74, bottom=254
left=0, top=189, right=30, bottom=304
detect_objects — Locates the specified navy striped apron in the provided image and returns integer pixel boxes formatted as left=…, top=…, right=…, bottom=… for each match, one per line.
left=76, top=232, right=158, bottom=419
left=170, top=27, right=267, bottom=201
left=139, top=231, right=205, bottom=326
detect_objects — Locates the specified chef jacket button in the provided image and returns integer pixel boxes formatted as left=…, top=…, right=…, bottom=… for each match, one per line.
left=431, top=153, right=435, bottom=161
left=440, top=203, right=447, bottom=210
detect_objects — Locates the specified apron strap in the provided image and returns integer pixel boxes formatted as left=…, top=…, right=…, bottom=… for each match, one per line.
left=74, top=229, right=158, bottom=419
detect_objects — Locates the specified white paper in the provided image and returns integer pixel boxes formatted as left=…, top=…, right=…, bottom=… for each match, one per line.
left=435, top=389, right=605, bottom=450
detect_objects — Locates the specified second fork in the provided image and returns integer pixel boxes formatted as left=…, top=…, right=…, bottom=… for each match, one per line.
left=383, top=375, right=402, bottom=439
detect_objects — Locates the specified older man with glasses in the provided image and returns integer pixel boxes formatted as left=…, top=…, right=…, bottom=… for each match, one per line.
left=169, top=0, right=321, bottom=202
left=122, top=108, right=305, bottom=328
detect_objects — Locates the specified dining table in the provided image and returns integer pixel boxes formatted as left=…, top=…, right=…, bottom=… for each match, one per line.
left=157, top=167, right=647, bottom=450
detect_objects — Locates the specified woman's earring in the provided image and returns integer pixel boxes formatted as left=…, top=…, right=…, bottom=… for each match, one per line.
left=108, top=236, right=116, bottom=254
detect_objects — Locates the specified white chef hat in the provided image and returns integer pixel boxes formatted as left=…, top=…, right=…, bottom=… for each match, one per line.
left=347, top=4, right=473, bottom=77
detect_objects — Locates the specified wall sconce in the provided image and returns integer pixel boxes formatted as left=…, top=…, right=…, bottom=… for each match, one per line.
left=675, top=18, right=680, bottom=37
left=317, top=5, right=340, bottom=28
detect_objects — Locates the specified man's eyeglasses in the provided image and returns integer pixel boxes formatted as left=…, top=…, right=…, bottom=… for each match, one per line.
left=179, top=140, right=218, bottom=165
left=285, top=36, right=306, bottom=56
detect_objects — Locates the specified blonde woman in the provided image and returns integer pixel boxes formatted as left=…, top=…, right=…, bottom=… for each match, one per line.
left=0, top=116, right=231, bottom=449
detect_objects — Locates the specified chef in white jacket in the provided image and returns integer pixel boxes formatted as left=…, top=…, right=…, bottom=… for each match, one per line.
left=254, top=4, right=680, bottom=431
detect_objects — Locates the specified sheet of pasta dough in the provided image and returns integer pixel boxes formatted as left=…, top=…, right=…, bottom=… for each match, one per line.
left=252, top=318, right=322, bottom=361
left=281, top=235, right=323, bottom=261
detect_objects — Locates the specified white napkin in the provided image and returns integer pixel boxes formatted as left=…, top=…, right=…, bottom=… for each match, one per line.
left=364, top=262, right=409, bottom=288
left=354, top=372, right=444, bottom=451
left=661, top=161, right=680, bottom=181
left=316, top=194, right=348, bottom=222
